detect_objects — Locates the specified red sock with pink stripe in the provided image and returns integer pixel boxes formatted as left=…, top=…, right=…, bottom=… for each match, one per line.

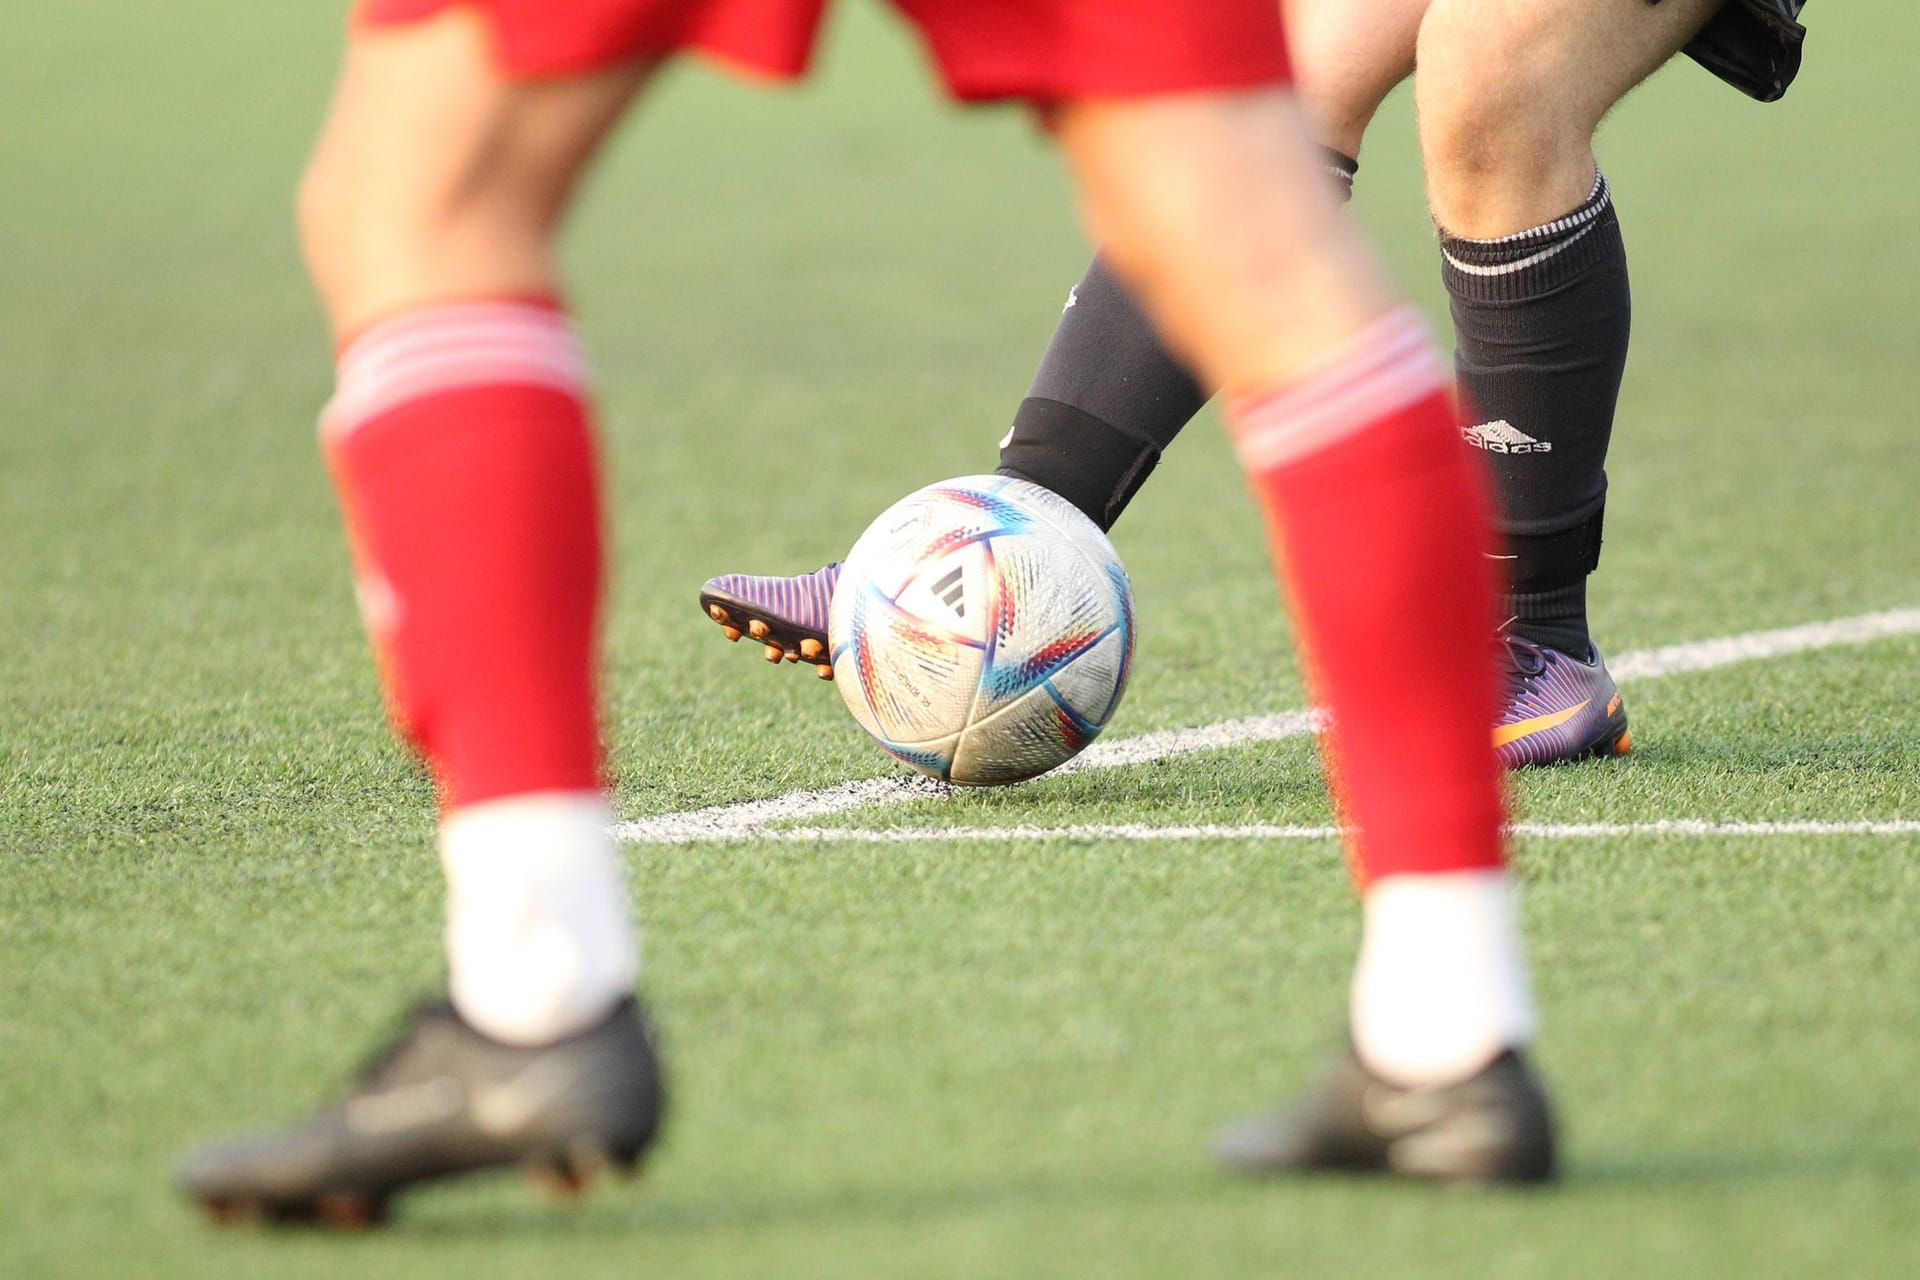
left=323, top=299, right=634, bottom=1045
left=1229, top=306, right=1534, bottom=1085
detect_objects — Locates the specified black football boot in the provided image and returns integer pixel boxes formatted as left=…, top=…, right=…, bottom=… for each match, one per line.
left=1218, top=1046, right=1556, bottom=1186
left=180, top=996, right=665, bottom=1227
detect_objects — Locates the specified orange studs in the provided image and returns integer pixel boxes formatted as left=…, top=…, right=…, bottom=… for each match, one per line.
left=315, top=1192, right=386, bottom=1229
left=527, top=1162, right=589, bottom=1199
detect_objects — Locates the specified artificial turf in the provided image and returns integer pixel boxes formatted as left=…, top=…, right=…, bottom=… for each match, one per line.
left=3, top=3, right=1917, bottom=1276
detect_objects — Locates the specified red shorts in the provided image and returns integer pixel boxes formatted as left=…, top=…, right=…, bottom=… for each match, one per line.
left=355, top=0, right=1290, bottom=101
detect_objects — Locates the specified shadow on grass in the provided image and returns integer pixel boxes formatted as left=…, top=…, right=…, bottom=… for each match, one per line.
left=358, top=1140, right=1920, bottom=1241
left=1571, top=1147, right=1920, bottom=1189
left=396, top=1165, right=1210, bottom=1239
left=386, top=1159, right=1595, bottom=1240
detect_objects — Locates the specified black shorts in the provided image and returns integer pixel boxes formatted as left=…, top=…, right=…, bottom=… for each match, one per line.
left=1678, top=0, right=1807, bottom=102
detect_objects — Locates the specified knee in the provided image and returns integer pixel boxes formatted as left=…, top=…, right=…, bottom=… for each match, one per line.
left=1295, top=75, right=1388, bottom=163
left=294, top=146, right=358, bottom=299
left=1283, top=0, right=1421, bottom=160
left=1415, top=1, right=1590, bottom=202
left=295, top=129, right=473, bottom=305
left=294, top=133, right=437, bottom=318
left=294, top=126, right=558, bottom=332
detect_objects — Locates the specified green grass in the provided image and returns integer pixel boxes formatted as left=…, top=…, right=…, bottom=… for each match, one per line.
left=4, top=3, right=1919, bottom=1277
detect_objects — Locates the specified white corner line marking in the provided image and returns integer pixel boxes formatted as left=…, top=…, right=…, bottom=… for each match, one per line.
left=612, top=606, right=1920, bottom=846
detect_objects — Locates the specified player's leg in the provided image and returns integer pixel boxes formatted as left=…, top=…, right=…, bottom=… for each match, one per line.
left=1055, top=89, right=1552, bottom=1182
left=699, top=0, right=1425, bottom=677
left=997, top=0, right=1423, bottom=528
left=305, top=5, right=649, bottom=1047
left=998, top=0, right=1428, bottom=517
left=298, top=14, right=648, bottom=332
left=1416, top=0, right=1722, bottom=765
left=181, top=10, right=663, bottom=1224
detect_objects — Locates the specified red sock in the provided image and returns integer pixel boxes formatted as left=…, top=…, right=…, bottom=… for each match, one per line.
left=1229, top=307, right=1506, bottom=885
left=321, top=300, right=604, bottom=809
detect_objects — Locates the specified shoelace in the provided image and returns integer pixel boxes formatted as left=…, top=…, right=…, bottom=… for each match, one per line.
left=1496, top=621, right=1552, bottom=689
left=1504, top=635, right=1549, bottom=679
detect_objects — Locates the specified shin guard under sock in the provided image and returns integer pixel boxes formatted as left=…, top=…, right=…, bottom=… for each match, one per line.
left=1228, top=307, right=1506, bottom=881
left=1443, top=171, right=1629, bottom=656
left=322, top=300, right=605, bottom=809
left=323, top=300, right=633, bottom=1041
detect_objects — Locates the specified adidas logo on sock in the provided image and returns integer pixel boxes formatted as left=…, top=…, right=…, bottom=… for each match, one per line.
left=1463, top=420, right=1552, bottom=454
left=933, top=566, right=966, bottom=616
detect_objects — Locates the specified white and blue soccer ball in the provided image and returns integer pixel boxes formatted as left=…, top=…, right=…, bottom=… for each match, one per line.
left=829, top=474, right=1136, bottom=786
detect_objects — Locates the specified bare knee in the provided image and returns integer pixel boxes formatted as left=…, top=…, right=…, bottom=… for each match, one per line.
left=294, top=14, right=641, bottom=335
left=1284, top=0, right=1423, bottom=159
left=1293, top=63, right=1397, bottom=162
left=295, top=107, right=566, bottom=334
left=1415, top=0, right=1595, bottom=232
left=294, top=143, right=382, bottom=316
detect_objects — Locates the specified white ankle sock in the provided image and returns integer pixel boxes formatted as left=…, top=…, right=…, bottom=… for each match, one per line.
left=1350, top=869, right=1537, bottom=1087
left=439, top=791, right=636, bottom=1046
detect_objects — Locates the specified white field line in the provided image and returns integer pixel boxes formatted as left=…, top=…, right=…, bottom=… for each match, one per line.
left=749, top=820, right=1920, bottom=845
left=1606, top=607, right=1920, bottom=681
left=612, top=607, right=1920, bottom=846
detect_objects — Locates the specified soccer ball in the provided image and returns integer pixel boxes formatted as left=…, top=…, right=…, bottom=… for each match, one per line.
left=829, top=475, right=1136, bottom=786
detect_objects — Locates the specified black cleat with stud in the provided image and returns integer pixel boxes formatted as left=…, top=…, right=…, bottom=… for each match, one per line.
left=1218, top=1046, right=1556, bottom=1186
left=179, top=996, right=665, bottom=1227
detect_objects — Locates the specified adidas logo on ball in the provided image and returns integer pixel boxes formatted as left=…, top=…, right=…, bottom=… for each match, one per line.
left=932, top=566, right=966, bottom=617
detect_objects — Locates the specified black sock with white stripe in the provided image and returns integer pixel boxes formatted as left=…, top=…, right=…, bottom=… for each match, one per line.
left=1441, top=171, right=1629, bottom=660
left=1000, top=151, right=1359, bottom=532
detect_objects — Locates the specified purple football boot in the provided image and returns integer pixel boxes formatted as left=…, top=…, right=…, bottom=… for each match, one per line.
left=1495, top=632, right=1631, bottom=767
left=699, top=563, right=843, bottom=679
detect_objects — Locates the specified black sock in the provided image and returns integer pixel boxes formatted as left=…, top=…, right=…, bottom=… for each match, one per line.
left=1321, top=148, right=1359, bottom=202
left=1442, top=171, right=1629, bottom=659
left=1000, top=150, right=1359, bottom=532
left=998, top=254, right=1205, bottom=531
